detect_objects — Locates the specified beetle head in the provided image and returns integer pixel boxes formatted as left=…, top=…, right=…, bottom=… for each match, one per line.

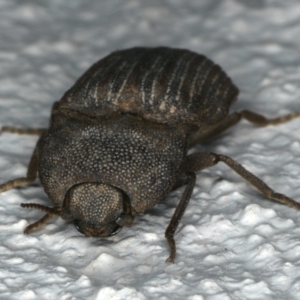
left=62, top=182, right=133, bottom=237
left=21, top=182, right=134, bottom=236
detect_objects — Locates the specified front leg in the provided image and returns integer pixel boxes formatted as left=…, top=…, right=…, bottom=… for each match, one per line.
left=165, top=153, right=220, bottom=262
left=0, top=147, right=39, bottom=193
left=165, top=172, right=196, bottom=263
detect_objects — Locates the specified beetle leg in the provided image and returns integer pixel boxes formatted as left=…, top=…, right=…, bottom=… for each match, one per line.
left=1, top=127, right=46, bottom=135
left=0, top=103, right=61, bottom=192
left=116, top=194, right=135, bottom=226
left=0, top=147, right=38, bottom=193
left=171, top=152, right=300, bottom=262
left=192, top=110, right=300, bottom=144
left=165, top=172, right=196, bottom=263
left=240, top=110, right=300, bottom=126
left=0, top=101, right=60, bottom=136
left=184, top=152, right=300, bottom=210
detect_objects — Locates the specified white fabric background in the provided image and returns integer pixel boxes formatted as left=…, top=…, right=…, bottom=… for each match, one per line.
left=0, top=1, right=300, bottom=299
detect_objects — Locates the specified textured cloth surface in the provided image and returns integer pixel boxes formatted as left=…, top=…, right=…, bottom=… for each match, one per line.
left=0, top=1, right=300, bottom=299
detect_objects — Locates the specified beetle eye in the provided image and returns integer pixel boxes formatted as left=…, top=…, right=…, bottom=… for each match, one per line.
left=73, top=219, right=122, bottom=237
left=74, top=220, right=84, bottom=234
left=109, top=224, right=122, bottom=236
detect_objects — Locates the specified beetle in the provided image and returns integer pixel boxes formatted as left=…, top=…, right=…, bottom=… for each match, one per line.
left=1, top=47, right=300, bottom=262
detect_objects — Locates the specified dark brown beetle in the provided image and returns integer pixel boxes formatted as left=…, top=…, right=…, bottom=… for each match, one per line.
left=1, top=47, right=300, bottom=262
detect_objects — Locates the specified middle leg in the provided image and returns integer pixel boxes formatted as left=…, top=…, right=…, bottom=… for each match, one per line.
left=183, top=152, right=300, bottom=210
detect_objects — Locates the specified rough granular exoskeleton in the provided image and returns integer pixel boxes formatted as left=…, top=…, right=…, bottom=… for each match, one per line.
left=1, top=47, right=300, bottom=262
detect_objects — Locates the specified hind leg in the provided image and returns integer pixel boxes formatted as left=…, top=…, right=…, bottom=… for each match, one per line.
left=190, top=109, right=300, bottom=145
